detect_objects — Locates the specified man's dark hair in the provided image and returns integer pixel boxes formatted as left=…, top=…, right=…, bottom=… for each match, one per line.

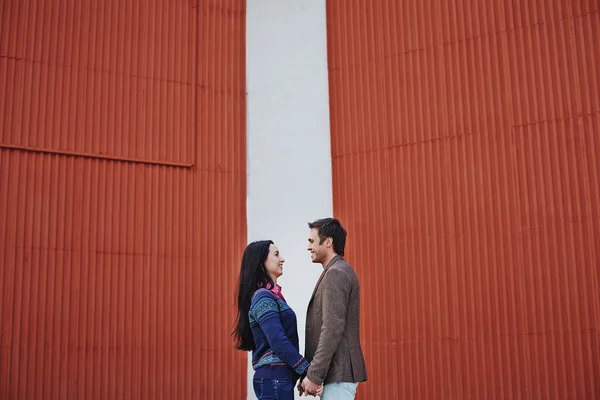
left=308, top=218, right=347, bottom=256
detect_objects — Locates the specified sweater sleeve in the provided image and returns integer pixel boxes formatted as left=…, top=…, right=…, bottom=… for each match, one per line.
left=250, top=290, right=309, bottom=376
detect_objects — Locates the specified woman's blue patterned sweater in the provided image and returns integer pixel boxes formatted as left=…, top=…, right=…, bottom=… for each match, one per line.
left=249, top=288, right=309, bottom=379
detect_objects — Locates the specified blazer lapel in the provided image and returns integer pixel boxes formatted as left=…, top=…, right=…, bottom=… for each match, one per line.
left=307, top=255, right=342, bottom=309
left=308, top=269, right=327, bottom=309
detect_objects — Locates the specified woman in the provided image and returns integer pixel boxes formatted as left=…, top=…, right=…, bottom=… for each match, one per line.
left=233, top=240, right=322, bottom=399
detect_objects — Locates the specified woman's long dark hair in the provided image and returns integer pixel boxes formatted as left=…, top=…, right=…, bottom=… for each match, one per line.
left=233, top=240, right=275, bottom=351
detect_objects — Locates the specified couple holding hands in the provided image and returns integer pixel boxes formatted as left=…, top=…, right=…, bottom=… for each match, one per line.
left=234, top=218, right=367, bottom=400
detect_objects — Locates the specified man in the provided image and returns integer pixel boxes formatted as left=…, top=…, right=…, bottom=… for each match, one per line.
left=300, top=218, right=367, bottom=399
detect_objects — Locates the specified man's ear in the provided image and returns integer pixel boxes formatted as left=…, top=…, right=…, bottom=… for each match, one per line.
left=326, top=237, right=333, bottom=248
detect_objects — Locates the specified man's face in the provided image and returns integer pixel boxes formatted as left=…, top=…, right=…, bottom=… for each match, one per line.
left=307, top=228, right=329, bottom=264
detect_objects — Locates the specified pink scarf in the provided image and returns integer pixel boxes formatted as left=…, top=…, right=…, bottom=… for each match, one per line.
left=262, top=282, right=286, bottom=302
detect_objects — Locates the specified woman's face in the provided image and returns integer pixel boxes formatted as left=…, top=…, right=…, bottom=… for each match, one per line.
left=264, top=244, right=285, bottom=282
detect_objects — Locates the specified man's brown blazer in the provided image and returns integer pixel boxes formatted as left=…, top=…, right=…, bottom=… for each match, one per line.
left=305, top=255, right=367, bottom=385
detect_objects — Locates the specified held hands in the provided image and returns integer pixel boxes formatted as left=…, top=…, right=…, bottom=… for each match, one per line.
left=298, top=377, right=323, bottom=397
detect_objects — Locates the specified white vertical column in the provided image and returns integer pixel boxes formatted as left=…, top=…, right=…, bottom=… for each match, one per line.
left=246, top=1, right=332, bottom=399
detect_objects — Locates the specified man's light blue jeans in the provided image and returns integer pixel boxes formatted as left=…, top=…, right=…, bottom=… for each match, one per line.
left=321, top=382, right=359, bottom=400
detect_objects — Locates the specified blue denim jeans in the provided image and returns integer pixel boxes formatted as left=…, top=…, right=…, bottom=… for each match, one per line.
left=253, top=377, right=295, bottom=400
left=321, top=382, right=359, bottom=400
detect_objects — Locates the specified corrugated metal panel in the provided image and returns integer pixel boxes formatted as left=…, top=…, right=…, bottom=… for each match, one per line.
left=327, top=0, right=599, bottom=398
left=1, top=0, right=197, bottom=165
left=0, top=0, right=247, bottom=399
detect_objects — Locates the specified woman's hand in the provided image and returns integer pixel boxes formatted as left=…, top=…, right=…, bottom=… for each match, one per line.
left=301, top=377, right=324, bottom=397
left=316, top=384, right=324, bottom=397
left=297, top=379, right=305, bottom=396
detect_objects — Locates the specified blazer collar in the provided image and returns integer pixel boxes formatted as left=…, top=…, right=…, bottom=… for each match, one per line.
left=324, top=255, right=342, bottom=270
left=308, top=255, right=343, bottom=306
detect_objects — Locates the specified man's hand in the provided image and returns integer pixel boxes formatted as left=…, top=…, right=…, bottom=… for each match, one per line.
left=301, top=377, right=322, bottom=397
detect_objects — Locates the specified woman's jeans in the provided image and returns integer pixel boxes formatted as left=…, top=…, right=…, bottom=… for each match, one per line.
left=253, top=377, right=295, bottom=400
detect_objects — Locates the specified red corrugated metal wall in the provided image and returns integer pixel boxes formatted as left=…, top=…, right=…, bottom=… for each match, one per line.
left=0, top=0, right=247, bottom=398
left=327, top=0, right=599, bottom=398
